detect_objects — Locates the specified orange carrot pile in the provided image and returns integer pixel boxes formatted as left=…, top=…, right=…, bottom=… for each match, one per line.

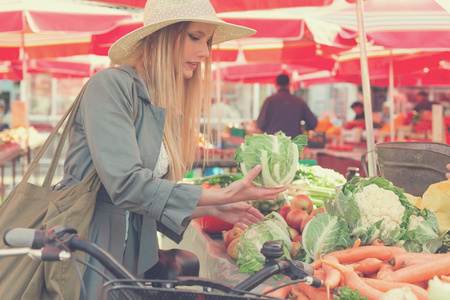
left=291, top=245, right=450, bottom=300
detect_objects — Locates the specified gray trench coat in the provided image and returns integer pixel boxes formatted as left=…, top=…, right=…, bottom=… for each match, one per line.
left=58, top=65, right=202, bottom=298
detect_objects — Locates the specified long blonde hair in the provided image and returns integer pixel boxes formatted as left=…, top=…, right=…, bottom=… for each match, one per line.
left=130, top=22, right=212, bottom=182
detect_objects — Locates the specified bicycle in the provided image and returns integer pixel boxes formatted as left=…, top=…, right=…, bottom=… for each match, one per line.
left=2, top=225, right=323, bottom=300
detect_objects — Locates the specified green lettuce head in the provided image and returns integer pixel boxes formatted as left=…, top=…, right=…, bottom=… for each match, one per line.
left=233, top=131, right=308, bottom=188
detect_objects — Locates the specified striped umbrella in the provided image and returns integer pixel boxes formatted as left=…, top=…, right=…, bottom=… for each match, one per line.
left=84, top=0, right=335, bottom=11
left=311, top=0, right=450, bottom=50
left=0, top=0, right=136, bottom=60
left=0, top=0, right=135, bottom=138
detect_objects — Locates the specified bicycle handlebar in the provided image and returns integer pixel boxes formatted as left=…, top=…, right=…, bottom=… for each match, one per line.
left=2, top=225, right=323, bottom=293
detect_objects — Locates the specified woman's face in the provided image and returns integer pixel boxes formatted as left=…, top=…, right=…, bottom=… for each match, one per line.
left=173, top=22, right=215, bottom=79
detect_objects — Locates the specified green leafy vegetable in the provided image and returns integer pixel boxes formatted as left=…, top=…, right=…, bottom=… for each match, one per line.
left=333, top=286, right=369, bottom=300
left=233, top=132, right=308, bottom=188
left=322, top=176, right=445, bottom=252
left=301, top=211, right=352, bottom=262
left=236, top=212, right=292, bottom=274
left=289, top=164, right=347, bottom=207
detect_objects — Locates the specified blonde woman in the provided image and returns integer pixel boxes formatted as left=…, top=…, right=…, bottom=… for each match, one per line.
left=54, top=0, right=289, bottom=298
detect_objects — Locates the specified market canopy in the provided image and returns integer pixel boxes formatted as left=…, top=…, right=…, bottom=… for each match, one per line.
left=311, top=0, right=450, bottom=50
left=84, top=0, right=334, bottom=11
left=0, top=0, right=137, bottom=60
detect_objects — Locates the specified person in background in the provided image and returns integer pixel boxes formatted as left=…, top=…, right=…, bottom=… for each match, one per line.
left=256, top=74, right=317, bottom=138
left=344, top=101, right=365, bottom=129
left=413, top=91, right=440, bottom=112
left=381, top=101, right=391, bottom=125
left=51, top=0, right=289, bottom=298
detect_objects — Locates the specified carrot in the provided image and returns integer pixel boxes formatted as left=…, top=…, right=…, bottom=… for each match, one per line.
left=412, top=280, right=428, bottom=290
left=370, top=239, right=384, bottom=246
left=362, top=278, right=428, bottom=300
left=390, top=252, right=450, bottom=270
left=355, top=270, right=364, bottom=278
left=377, top=262, right=395, bottom=280
left=261, top=283, right=292, bottom=299
left=313, top=268, right=326, bottom=281
left=365, top=272, right=378, bottom=279
left=297, top=282, right=330, bottom=300
left=311, top=245, right=406, bottom=270
left=322, top=256, right=341, bottom=292
left=353, top=238, right=361, bottom=248
left=324, top=246, right=406, bottom=265
left=310, top=259, right=322, bottom=270
left=322, top=259, right=385, bottom=300
left=350, top=258, right=383, bottom=275
left=382, top=255, right=450, bottom=284
left=201, top=181, right=210, bottom=188
left=290, top=286, right=310, bottom=300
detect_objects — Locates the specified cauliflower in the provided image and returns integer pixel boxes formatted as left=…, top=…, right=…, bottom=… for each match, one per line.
left=354, top=184, right=405, bottom=233
left=408, top=215, right=425, bottom=231
left=428, top=276, right=450, bottom=300
left=379, top=287, right=418, bottom=300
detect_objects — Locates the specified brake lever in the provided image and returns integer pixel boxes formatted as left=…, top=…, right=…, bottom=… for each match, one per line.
left=283, top=260, right=323, bottom=288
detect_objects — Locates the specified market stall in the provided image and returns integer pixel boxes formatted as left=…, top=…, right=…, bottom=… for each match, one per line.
left=164, top=132, right=450, bottom=299
left=0, top=126, right=44, bottom=200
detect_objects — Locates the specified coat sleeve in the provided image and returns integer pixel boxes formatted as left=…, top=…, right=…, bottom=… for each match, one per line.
left=79, top=69, right=200, bottom=236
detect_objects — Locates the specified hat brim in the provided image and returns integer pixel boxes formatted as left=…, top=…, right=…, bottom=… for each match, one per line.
left=109, top=17, right=256, bottom=65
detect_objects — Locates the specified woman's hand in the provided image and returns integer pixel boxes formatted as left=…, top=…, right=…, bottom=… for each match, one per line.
left=224, top=164, right=289, bottom=203
left=198, top=164, right=289, bottom=206
left=446, top=163, right=450, bottom=180
left=212, top=202, right=264, bottom=229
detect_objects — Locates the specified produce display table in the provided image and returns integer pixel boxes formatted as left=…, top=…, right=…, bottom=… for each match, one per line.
left=309, top=147, right=368, bottom=177
left=193, top=159, right=237, bottom=169
left=159, top=221, right=281, bottom=293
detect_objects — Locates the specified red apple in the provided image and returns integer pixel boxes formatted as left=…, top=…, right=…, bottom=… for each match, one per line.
left=278, top=204, right=291, bottom=220
left=291, top=241, right=302, bottom=258
left=310, top=207, right=325, bottom=217
left=290, top=194, right=314, bottom=215
left=223, top=227, right=243, bottom=249
left=293, top=235, right=302, bottom=243
left=289, top=227, right=299, bottom=240
left=285, top=209, right=309, bottom=232
left=300, top=215, right=314, bottom=233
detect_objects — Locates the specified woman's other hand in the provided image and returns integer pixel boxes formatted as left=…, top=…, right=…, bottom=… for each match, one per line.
left=213, top=202, right=264, bottom=229
left=446, top=163, right=450, bottom=180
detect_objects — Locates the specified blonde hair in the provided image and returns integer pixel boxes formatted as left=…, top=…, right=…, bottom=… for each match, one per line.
left=130, top=22, right=212, bottom=182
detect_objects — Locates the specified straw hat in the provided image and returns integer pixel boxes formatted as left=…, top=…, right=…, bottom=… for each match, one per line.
left=109, top=0, right=256, bottom=65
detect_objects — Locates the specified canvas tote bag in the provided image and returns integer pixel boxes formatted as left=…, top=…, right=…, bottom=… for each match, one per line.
left=0, top=77, right=129, bottom=299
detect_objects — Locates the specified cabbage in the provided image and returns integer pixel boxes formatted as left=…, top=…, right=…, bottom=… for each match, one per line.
left=233, top=131, right=308, bottom=188
left=236, top=212, right=292, bottom=274
left=301, top=212, right=352, bottom=262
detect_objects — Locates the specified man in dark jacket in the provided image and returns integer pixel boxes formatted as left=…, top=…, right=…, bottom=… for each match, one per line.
left=413, top=91, right=440, bottom=112
left=256, top=74, right=317, bottom=138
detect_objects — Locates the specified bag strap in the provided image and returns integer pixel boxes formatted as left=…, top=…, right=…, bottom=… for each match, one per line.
left=22, top=79, right=91, bottom=185
left=23, top=77, right=139, bottom=188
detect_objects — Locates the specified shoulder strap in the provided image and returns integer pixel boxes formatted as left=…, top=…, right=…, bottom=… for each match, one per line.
left=23, top=78, right=92, bottom=186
